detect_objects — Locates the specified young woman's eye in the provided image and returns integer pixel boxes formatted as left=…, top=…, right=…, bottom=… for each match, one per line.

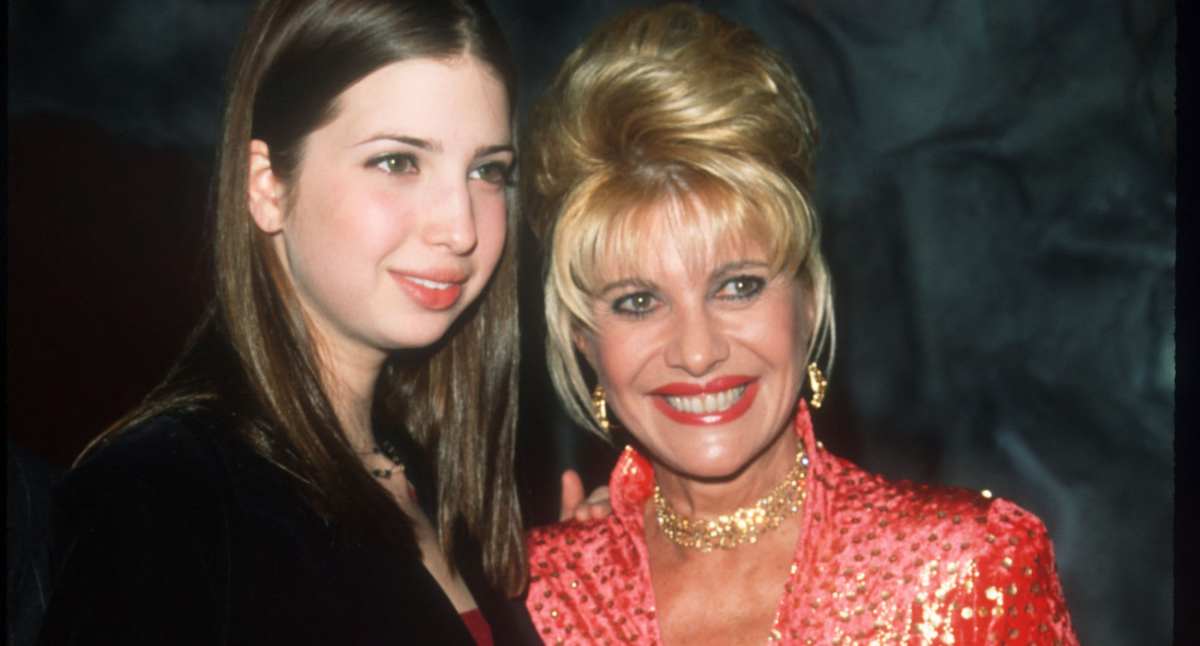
left=469, top=161, right=513, bottom=186
left=715, top=275, right=765, bottom=300
left=369, top=153, right=418, bottom=174
left=611, top=292, right=658, bottom=317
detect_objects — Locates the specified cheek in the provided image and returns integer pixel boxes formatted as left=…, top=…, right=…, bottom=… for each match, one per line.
left=474, top=193, right=508, bottom=272
left=746, top=295, right=807, bottom=405
left=595, top=345, right=638, bottom=425
left=353, top=183, right=415, bottom=243
left=742, top=287, right=805, bottom=359
left=591, top=321, right=662, bottom=395
left=294, top=174, right=397, bottom=252
left=757, top=301, right=801, bottom=358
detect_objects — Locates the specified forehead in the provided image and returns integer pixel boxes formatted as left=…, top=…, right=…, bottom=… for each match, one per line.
left=321, top=56, right=511, bottom=147
left=593, top=194, right=768, bottom=283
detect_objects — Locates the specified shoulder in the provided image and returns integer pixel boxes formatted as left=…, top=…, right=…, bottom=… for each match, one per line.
left=42, top=411, right=249, bottom=641
left=527, top=514, right=640, bottom=594
left=526, top=515, right=655, bottom=642
left=815, top=451, right=1053, bottom=553
left=811, top=452, right=1076, bottom=639
left=66, top=411, right=233, bottom=490
left=528, top=514, right=630, bottom=565
left=55, top=410, right=248, bottom=537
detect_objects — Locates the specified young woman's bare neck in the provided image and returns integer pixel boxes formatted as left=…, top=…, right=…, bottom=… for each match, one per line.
left=314, top=337, right=386, bottom=452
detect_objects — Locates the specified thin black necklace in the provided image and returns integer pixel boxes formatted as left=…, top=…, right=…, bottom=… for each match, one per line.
left=367, top=437, right=407, bottom=480
left=370, top=422, right=437, bottom=516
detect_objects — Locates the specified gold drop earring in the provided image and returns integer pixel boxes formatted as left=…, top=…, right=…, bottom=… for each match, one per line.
left=592, top=384, right=610, bottom=433
left=807, top=363, right=827, bottom=409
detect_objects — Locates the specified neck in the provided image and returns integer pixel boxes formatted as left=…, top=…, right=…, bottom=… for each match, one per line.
left=653, top=429, right=800, bottom=519
left=315, top=340, right=386, bottom=454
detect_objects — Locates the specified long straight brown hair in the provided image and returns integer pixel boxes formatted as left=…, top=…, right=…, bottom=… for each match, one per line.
left=88, top=0, right=524, bottom=594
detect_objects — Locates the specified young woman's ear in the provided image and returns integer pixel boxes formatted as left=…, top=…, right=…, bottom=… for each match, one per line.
left=247, top=139, right=286, bottom=234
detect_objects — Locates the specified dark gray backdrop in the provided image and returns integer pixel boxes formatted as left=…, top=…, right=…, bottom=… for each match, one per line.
left=7, top=2, right=1175, bottom=644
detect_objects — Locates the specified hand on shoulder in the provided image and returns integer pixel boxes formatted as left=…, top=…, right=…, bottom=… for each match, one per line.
left=558, top=469, right=612, bottom=522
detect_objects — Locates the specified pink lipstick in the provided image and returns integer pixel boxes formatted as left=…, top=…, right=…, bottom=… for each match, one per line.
left=390, top=270, right=466, bottom=311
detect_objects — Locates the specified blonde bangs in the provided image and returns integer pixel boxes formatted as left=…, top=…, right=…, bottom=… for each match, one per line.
left=559, top=159, right=814, bottom=331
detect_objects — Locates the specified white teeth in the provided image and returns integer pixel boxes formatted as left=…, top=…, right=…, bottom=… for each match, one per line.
left=408, top=277, right=452, bottom=290
left=664, top=385, right=747, bottom=415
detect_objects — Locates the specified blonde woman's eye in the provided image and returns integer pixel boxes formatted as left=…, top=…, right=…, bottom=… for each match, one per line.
left=612, top=292, right=658, bottom=317
left=469, top=161, right=513, bottom=186
left=369, top=153, right=418, bottom=174
left=716, top=275, right=765, bottom=300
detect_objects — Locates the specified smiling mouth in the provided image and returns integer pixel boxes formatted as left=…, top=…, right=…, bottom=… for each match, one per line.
left=391, top=271, right=466, bottom=311
left=406, top=276, right=456, bottom=290
left=651, top=377, right=760, bottom=425
left=663, top=385, right=748, bottom=415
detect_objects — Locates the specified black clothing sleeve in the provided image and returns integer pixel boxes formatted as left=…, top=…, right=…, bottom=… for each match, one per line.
left=37, top=415, right=537, bottom=645
left=39, top=418, right=234, bottom=644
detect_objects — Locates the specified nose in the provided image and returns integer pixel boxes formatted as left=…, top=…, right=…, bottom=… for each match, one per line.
left=664, top=304, right=729, bottom=376
left=423, top=178, right=478, bottom=255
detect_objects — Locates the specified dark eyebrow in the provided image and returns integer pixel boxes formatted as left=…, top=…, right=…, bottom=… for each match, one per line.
left=476, top=144, right=514, bottom=158
left=354, top=134, right=441, bottom=151
left=597, top=278, right=655, bottom=297
left=353, top=135, right=513, bottom=158
left=712, top=260, right=769, bottom=279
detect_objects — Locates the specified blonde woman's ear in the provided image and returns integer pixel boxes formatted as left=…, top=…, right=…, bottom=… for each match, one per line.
left=573, top=328, right=598, bottom=368
left=247, top=139, right=286, bottom=234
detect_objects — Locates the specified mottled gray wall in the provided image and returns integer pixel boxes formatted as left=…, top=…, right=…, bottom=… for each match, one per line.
left=7, top=1, right=1174, bottom=644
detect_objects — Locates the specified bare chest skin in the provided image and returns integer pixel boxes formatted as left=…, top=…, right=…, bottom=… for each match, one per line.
left=361, top=452, right=479, bottom=613
left=646, top=505, right=799, bottom=646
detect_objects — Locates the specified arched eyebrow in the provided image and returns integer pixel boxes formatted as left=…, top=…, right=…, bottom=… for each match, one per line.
left=597, top=278, right=656, bottom=297
left=711, top=260, right=769, bottom=279
left=596, top=260, right=768, bottom=296
left=354, top=134, right=437, bottom=150
left=476, top=143, right=514, bottom=158
left=353, top=134, right=512, bottom=158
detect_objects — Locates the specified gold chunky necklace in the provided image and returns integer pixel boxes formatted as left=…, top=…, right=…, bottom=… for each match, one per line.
left=653, top=447, right=809, bottom=552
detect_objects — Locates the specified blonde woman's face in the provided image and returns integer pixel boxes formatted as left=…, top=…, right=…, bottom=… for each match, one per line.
left=577, top=219, right=809, bottom=482
left=258, top=56, right=512, bottom=366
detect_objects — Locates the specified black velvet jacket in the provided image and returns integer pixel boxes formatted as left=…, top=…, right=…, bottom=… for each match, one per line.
left=37, top=412, right=537, bottom=645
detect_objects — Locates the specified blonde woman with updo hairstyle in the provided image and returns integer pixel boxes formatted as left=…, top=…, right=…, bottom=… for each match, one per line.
left=523, top=5, right=1078, bottom=644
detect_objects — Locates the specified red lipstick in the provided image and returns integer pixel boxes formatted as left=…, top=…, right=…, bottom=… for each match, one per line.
left=650, top=375, right=755, bottom=397
left=390, top=270, right=466, bottom=311
left=650, top=376, right=759, bottom=426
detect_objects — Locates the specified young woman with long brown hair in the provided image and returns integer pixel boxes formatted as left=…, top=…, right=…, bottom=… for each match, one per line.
left=38, top=1, right=536, bottom=643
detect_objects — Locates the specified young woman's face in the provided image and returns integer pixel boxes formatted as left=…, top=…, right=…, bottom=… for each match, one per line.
left=259, top=56, right=511, bottom=367
left=577, top=211, right=809, bottom=482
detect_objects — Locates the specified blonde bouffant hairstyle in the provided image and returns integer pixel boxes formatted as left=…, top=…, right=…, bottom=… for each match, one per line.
left=524, top=3, right=835, bottom=435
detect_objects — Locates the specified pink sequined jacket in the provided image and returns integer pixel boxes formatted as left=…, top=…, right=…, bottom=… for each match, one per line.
left=526, top=402, right=1078, bottom=645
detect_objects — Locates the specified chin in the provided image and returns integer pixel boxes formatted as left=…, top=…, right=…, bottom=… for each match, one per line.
left=659, top=445, right=757, bottom=482
left=389, top=309, right=469, bottom=349
left=384, top=326, right=454, bottom=352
